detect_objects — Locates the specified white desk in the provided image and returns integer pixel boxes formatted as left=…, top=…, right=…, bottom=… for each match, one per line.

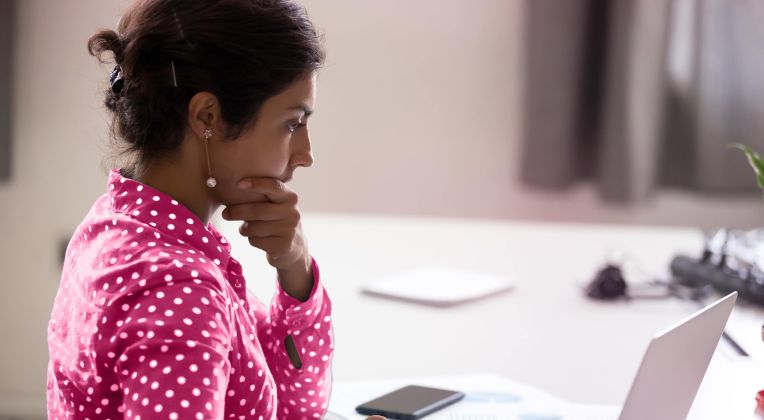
left=215, top=212, right=764, bottom=419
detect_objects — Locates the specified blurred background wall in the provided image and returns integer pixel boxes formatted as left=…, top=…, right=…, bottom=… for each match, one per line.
left=0, top=0, right=763, bottom=417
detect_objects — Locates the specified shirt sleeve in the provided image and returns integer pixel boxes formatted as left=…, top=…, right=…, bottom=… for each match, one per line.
left=255, top=256, right=334, bottom=419
left=107, top=268, right=233, bottom=420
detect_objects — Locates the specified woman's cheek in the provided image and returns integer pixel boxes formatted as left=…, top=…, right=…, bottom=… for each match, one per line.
left=257, top=143, right=293, bottom=175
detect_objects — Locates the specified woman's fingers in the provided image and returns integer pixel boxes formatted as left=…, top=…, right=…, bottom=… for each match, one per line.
left=238, top=219, right=299, bottom=239
left=247, top=236, right=294, bottom=259
left=223, top=201, right=284, bottom=222
left=236, top=176, right=298, bottom=204
left=221, top=177, right=307, bottom=270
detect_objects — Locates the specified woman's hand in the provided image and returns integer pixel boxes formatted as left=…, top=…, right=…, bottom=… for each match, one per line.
left=222, top=177, right=313, bottom=300
left=223, top=177, right=307, bottom=268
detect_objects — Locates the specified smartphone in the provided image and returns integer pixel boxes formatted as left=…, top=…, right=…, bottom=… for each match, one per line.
left=355, top=385, right=465, bottom=419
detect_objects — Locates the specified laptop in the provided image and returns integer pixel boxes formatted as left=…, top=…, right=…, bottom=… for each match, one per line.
left=615, top=291, right=738, bottom=420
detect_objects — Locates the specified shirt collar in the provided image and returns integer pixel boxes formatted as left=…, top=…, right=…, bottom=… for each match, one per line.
left=107, top=168, right=232, bottom=268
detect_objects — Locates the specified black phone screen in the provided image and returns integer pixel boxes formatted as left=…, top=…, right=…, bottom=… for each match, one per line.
left=355, top=385, right=465, bottom=419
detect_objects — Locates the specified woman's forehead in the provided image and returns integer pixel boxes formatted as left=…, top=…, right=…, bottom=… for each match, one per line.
left=265, top=75, right=317, bottom=114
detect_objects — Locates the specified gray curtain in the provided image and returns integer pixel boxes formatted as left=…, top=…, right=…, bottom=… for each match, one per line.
left=0, top=0, right=15, bottom=183
left=522, top=0, right=764, bottom=203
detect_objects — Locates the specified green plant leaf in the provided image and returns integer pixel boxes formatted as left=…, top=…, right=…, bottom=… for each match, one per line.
left=730, top=143, right=764, bottom=188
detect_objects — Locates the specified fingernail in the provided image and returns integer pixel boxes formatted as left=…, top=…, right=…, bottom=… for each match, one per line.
left=237, top=179, right=251, bottom=189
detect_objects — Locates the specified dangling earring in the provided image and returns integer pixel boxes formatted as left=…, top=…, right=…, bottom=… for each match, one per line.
left=203, top=127, right=217, bottom=188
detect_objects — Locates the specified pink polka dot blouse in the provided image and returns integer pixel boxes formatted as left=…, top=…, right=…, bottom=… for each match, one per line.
left=47, top=168, right=334, bottom=419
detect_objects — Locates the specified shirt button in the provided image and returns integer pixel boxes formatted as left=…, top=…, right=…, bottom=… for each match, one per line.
left=291, top=319, right=304, bottom=328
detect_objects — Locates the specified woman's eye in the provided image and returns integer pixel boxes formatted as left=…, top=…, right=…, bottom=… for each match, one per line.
left=288, top=122, right=307, bottom=133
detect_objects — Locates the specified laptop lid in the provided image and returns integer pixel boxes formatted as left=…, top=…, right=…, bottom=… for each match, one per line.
left=618, top=292, right=737, bottom=420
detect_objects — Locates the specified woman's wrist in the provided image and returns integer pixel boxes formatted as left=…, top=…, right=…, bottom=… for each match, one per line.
left=277, top=254, right=314, bottom=302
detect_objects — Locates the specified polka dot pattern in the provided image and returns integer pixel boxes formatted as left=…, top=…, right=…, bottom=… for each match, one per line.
left=47, top=168, right=334, bottom=419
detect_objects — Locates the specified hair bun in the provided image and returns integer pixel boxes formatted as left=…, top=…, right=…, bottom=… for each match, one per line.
left=87, top=29, right=124, bottom=65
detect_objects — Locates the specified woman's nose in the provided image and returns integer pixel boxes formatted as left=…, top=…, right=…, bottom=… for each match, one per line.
left=291, top=148, right=313, bottom=168
left=292, top=136, right=314, bottom=168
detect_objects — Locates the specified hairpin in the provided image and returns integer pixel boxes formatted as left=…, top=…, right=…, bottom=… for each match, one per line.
left=109, top=64, right=124, bottom=95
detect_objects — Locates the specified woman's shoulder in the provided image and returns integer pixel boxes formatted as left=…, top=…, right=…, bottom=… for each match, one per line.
left=70, top=213, right=228, bottom=307
left=61, top=171, right=235, bottom=312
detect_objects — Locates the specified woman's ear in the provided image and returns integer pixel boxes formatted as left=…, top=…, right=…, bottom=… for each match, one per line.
left=187, top=91, right=221, bottom=139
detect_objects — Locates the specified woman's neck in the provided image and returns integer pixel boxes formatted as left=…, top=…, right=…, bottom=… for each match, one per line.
left=132, top=158, right=218, bottom=225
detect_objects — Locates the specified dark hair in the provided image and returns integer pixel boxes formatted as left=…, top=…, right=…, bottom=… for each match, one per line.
left=87, top=0, right=325, bottom=175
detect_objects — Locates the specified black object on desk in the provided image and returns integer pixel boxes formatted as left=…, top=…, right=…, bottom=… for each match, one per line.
left=356, top=385, right=465, bottom=420
left=670, top=255, right=764, bottom=307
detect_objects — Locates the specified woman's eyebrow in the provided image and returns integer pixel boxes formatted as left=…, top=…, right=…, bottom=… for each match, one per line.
left=286, top=104, right=314, bottom=117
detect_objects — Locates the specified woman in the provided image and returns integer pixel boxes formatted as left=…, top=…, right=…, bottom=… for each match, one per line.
left=46, top=1, right=377, bottom=419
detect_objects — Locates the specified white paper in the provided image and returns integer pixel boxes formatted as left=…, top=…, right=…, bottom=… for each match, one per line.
left=324, top=373, right=620, bottom=420
left=361, top=267, right=513, bottom=306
